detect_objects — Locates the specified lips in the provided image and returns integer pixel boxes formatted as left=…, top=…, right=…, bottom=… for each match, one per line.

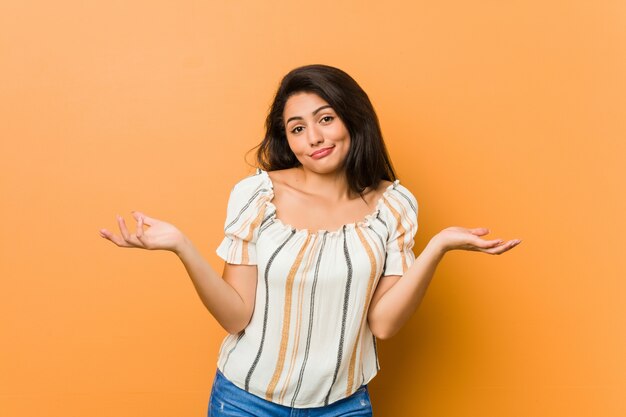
left=310, top=146, right=335, bottom=159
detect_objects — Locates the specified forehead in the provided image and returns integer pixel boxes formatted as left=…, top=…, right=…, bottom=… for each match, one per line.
left=283, top=92, right=331, bottom=119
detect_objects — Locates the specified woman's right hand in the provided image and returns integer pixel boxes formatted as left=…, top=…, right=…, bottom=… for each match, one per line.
left=99, top=211, right=187, bottom=253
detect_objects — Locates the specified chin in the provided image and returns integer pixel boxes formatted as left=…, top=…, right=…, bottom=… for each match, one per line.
left=305, top=163, right=347, bottom=176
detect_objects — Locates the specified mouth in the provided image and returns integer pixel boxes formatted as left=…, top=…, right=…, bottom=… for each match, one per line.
left=310, top=146, right=335, bottom=158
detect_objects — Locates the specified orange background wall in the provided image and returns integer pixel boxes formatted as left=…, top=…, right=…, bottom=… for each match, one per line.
left=1, top=1, right=624, bottom=416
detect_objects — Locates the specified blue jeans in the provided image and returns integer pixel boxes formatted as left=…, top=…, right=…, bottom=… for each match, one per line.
left=208, top=369, right=373, bottom=417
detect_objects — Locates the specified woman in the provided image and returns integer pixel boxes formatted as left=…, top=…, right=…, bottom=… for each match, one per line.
left=99, top=64, right=520, bottom=416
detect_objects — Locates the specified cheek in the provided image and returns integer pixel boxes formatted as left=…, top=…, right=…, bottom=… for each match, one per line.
left=335, top=125, right=350, bottom=141
left=286, top=138, right=306, bottom=158
left=337, top=130, right=350, bottom=146
left=285, top=137, right=298, bottom=151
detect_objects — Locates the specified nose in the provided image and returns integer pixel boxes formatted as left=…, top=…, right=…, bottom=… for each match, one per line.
left=307, top=125, right=324, bottom=146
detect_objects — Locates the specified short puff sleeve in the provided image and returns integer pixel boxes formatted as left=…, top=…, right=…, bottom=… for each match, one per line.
left=382, top=184, right=419, bottom=276
left=216, top=170, right=271, bottom=265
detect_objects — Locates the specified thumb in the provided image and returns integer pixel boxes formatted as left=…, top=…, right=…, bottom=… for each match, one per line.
left=470, top=227, right=490, bottom=236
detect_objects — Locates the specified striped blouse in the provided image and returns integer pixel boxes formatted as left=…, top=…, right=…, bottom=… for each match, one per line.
left=215, top=168, right=418, bottom=408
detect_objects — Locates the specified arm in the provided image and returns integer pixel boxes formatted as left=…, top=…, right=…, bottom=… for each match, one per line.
left=367, top=238, right=444, bottom=340
left=99, top=211, right=257, bottom=334
left=367, top=227, right=521, bottom=340
left=176, top=237, right=256, bottom=334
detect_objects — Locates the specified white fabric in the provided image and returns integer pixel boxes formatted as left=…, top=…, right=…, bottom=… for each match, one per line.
left=215, top=168, right=418, bottom=408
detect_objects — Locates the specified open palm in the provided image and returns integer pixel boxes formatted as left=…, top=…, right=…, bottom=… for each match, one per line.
left=435, top=226, right=521, bottom=255
left=99, top=211, right=185, bottom=252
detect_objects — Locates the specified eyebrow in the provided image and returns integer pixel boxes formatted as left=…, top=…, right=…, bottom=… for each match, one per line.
left=285, top=105, right=333, bottom=125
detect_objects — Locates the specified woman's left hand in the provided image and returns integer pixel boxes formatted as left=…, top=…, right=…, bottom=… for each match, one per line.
left=432, top=227, right=521, bottom=255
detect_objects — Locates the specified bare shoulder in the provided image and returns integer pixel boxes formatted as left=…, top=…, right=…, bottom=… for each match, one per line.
left=363, top=179, right=393, bottom=205
left=266, top=168, right=304, bottom=196
left=266, top=168, right=299, bottom=185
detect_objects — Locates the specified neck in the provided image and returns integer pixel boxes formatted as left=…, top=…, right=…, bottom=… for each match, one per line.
left=296, top=166, right=355, bottom=201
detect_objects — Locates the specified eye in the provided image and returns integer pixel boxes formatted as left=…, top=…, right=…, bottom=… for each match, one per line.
left=320, top=116, right=334, bottom=123
left=290, top=126, right=304, bottom=134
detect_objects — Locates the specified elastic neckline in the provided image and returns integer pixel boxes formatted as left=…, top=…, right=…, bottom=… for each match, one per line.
left=258, top=169, right=400, bottom=236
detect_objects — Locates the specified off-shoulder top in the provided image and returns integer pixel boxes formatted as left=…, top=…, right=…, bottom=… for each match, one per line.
left=215, top=168, right=418, bottom=408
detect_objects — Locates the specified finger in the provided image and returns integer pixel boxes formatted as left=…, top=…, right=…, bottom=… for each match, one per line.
left=471, top=236, right=504, bottom=249
left=131, top=210, right=159, bottom=226
left=135, top=219, right=152, bottom=250
left=99, top=228, right=132, bottom=247
left=484, top=240, right=520, bottom=255
left=136, top=216, right=144, bottom=238
left=117, top=215, right=131, bottom=240
left=117, top=215, right=142, bottom=247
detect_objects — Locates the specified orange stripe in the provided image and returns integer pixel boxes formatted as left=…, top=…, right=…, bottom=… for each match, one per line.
left=228, top=196, right=267, bottom=263
left=265, top=233, right=313, bottom=401
left=278, top=234, right=318, bottom=403
left=388, top=192, right=415, bottom=273
left=382, top=194, right=410, bottom=273
left=241, top=198, right=267, bottom=264
left=346, top=227, right=379, bottom=395
left=370, top=228, right=384, bottom=264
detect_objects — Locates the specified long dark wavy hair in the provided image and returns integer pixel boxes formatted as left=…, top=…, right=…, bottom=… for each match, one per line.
left=254, top=64, right=397, bottom=195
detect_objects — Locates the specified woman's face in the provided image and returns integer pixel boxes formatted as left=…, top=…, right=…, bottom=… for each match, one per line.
left=282, top=92, right=351, bottom=176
